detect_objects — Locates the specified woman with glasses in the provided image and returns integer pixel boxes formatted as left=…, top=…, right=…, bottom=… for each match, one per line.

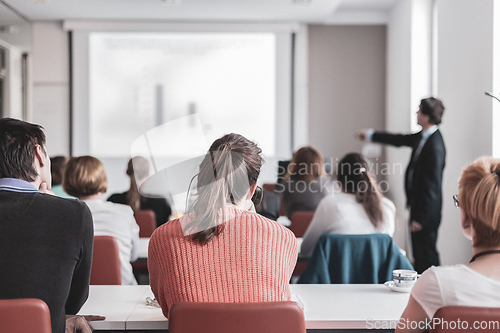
left=396, top=156, right=500, bottom=333
left=148, top=133, right=298, bottom=318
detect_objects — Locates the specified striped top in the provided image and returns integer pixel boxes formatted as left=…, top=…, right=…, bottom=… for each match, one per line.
left=148, top=207, right=298, bottom=318
left=0, top=178, right=41, bottom=193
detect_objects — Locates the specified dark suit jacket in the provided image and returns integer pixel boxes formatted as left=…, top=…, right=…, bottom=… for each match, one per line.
left=372, top=129, right=446, bottom=231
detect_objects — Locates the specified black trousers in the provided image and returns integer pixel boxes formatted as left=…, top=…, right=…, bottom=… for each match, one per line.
left=411, top=228, right=440, bottom=274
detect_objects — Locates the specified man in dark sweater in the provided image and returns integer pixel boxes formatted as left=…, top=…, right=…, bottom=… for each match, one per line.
left=0, top=118, right=101, bottom=333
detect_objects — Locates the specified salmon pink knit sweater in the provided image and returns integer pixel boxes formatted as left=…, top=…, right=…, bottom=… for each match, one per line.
left=148, top=207, right=298, bottom=318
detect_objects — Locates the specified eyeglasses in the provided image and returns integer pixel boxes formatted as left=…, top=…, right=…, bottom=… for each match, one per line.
left=453, top=195, right=459, bottom=208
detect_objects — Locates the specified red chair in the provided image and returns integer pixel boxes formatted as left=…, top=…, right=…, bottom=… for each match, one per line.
left=279, top=195, right=286, bottom=216
left=290, top=211, right=315, bottom=237
left=90, top=235, right=121, bottom=285
left=289, top=211, right=314, bottom=277
left=430, top=306, right=500, bottom=333
left=168, top=301, right=306, bottom=333
left=132, top=210, right=156, bottom=283
left=0, top=298, right=52, bottom=333
left=262, top=183, right=276, bottom=193
left=134, top=209, right=156, bottom=237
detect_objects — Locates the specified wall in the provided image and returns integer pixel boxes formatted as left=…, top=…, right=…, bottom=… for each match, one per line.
left=436, top=0, right=495, bottom=264
left=32, top=22, right=70, bottom=156
left=0, top=22, right=31, bottom=53
left=0, top=14, right=31, bottom=120
left=307, top=24, right=386, bottom=165
left=384, top=0, right=479, bottom=265
left=385, top=0, right=413, bottom=252
left=0, top=39, right=23, bottom=119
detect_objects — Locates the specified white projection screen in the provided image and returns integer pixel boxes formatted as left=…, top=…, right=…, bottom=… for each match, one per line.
left=70, top=24, right=295, bottom=213
left=89, top=32, right=276, bottom=157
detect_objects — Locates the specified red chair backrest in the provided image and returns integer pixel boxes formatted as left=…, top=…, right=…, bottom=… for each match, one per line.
left=290, top=211, right=315, bottom=237
left=135, top=209, right=156, bottom=237
left=279, top=195, right=286, bottom=216
left=169, top=301, right=306, bottom=333
left=262, top=183, right=276, bottom=193
left=90, top=235, right=121, bottom=285
left=0, top=298, right=52, bottom=333
left=431, top=306, right=500, bottom=333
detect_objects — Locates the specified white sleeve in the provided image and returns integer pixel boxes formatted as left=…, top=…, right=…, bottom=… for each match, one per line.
left=410, top=267, right=444, bottom=319
left=300, top=197, right=331, bottom=257
left=365, top=128, right=375, bottom=141
left=381, top=198, right=396, bottom=237
left=129, top=210, right=140, bottom=262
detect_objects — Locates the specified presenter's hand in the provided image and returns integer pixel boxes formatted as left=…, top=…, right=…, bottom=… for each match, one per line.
left=356, top=129, right=368, bottom=141
left=39, top=182, right=55, bottom=195
left=410, top=220, right=423, bottom=232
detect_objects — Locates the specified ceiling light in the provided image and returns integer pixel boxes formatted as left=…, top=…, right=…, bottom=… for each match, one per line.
left=160, top=0, right=181, bottom=5
left=293, top=0, right=311, bottom=5
left=0, top=26, right=19, bottom=34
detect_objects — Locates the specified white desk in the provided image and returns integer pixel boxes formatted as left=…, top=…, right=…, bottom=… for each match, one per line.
left=79, top=284, right=410, bottom=331
left=78, top=286, right=148, bottom=330
left=291, top=284, right=410, bottom=330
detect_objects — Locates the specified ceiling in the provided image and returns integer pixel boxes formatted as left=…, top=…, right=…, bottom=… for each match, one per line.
left=0, top=1, right=25, bottom=25
left=1, top=0, right=400, bottom=23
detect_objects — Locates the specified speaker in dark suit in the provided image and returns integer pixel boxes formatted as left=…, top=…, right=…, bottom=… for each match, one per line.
left=358, top=97, right=446, bottom=273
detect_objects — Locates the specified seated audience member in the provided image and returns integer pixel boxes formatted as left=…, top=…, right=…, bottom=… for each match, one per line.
left=148, top=133, right=298, bottom=318
left=108, top=156, right=172, bottom=227
left=50, top=155, right=74, bottom=198
left=396, top=156, right=500, bottom=333
left=64, top=156, right=140, bottom=285
left=254, top=189, right=281, bottom=221
left=279, top=146, right=333, bottom=219
left=0, top=118, right=102, bottom=333
left=301, top=153, right=395, bottom=257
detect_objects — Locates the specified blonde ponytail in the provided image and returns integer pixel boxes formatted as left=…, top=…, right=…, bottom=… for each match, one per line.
left=185, top=134, right=263, bottom=245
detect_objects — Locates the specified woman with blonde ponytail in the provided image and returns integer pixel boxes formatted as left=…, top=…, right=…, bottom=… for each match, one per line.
left=300, top=152, right=395, bottom=257
left=148, top=133, right=298, bottom=319
left=108, top=156, right=172, bottom=227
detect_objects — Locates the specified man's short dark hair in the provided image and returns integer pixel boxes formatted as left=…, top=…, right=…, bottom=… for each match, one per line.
left=420, top=97, right=445, bottom=125
left=0, top=118, right=46, bottom=182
